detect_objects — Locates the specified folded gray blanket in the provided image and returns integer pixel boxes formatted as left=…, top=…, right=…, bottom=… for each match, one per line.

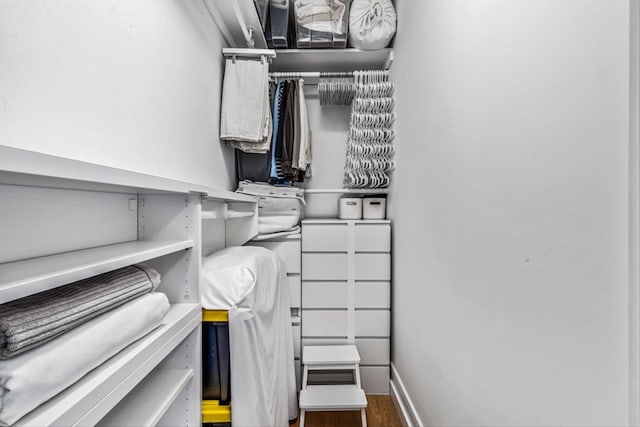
left=0, top=264, right=161, bottom=359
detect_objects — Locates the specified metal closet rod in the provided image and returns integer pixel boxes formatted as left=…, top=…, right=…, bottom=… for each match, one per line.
left=269, top=71, right=354, bottom=78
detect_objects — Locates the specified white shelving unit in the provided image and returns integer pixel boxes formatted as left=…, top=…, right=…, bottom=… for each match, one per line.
left=0, top=147, right=245, bottom=426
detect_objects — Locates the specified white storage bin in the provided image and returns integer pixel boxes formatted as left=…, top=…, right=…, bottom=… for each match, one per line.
left=339, top=197, right=362, bottom=219
left=362, top=198, right=386, bottom=219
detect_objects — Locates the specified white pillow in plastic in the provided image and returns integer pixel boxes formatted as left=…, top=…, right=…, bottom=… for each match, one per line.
left=200, top=246, right=278, bottom=310
left=348, top=0, right=397, bottom=50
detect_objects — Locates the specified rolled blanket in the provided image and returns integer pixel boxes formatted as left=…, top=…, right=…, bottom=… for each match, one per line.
left=0, top=265, right=160, bottom=359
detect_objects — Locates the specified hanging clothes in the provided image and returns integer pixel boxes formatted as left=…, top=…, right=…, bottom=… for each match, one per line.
left=280, top=80, right=297, bottom=179
left=220, top=58, right=272, bottom=153
left=297, top=79, right=312, bottom=177
left=277, top=79, right=312, bottom=182
left=234, top=78, right=312, bottom=184
left=270, top=81, right=289, bottom=184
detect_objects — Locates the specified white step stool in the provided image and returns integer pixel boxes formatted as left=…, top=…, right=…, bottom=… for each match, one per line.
left=299, top=345, right=367, bottom=427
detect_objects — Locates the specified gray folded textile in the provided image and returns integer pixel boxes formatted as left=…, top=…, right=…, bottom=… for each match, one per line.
left=0, top=264, right=161, bottom=359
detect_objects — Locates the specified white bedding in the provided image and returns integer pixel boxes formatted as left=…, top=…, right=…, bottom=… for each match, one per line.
left=0, top=292, right=170, bottom=426
left=200, top=246, right=297, bottom=426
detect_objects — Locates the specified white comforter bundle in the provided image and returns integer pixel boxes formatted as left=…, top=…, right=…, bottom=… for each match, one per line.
left=236, top=181, right=305, bottom=240
left=201, top=246, right=297, bottom=427
left=0, top=293, right=169, bottom=426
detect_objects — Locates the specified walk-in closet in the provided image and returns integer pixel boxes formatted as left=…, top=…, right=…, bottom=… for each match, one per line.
left=0, top=1, right=638, bottom=426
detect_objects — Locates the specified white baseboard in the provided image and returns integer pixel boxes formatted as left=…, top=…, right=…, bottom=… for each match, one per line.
left=390, top=363, right=424, bottom=427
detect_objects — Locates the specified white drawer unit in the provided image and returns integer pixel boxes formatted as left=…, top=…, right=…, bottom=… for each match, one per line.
left=302, top=253, right=348, bottom=280
left=302, top=282, right=348, bottom=308
left=354, top=223, right=391, bottom=252
left=301, top=220, right=391, bottom=394
left=303, top=281, right=390, bottom=309
left=302, top=253, right=390, bottom=281
left=301, top=310, right=390, bottom=338
left=302, top=310, right=348, bottom=337
left=302, top=223, right=349, bottom=252
left=355, top=282, right=390, bottom=309
left=355, top=310, right=391, bottom=337
left=355, top=253, right=391, bottom=280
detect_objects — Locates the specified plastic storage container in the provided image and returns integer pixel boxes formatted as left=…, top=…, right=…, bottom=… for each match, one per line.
left=339, top=197, right=362, bottom=219
left=362, top=197, right=386, bottom=219
left=294, top=0, right=351, bottom=48
left=268, top=0, right=290, bottom=48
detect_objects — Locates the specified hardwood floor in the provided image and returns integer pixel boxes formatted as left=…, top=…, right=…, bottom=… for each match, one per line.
left=290, top=395, right=403, bottom=427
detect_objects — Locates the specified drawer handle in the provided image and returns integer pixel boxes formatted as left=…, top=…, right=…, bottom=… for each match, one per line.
left=346, top=201, right=358, bottom=206
left=369, top=201, right=382, bottom=205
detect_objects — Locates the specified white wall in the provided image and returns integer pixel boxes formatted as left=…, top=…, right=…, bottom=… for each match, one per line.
left=299, top=88, right=352, bottom=217
left=389, top=0, right=633, bottom=425
left=0, top=0, right=234, bottom=189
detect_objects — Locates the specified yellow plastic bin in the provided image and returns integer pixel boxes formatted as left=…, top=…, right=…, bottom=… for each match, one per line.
left=202, top=310, right=231, bottom=426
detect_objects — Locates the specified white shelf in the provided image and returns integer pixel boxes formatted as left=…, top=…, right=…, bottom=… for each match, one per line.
left=0, top=146, right=257, bottom=203
left=96, top=368, right=194, bottom=427
left=0, top=240, right=194, bottom=304
left=304, top=188, right=390, bottom=195
left=271, top=48, right=394, bottom=73
left=16, top=303, right=201, bottom=427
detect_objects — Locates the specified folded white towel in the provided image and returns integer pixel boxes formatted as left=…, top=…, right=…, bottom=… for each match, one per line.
left=220, top=59, right=270, bottom=143
left=0, top=292, right=170, bottom=426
